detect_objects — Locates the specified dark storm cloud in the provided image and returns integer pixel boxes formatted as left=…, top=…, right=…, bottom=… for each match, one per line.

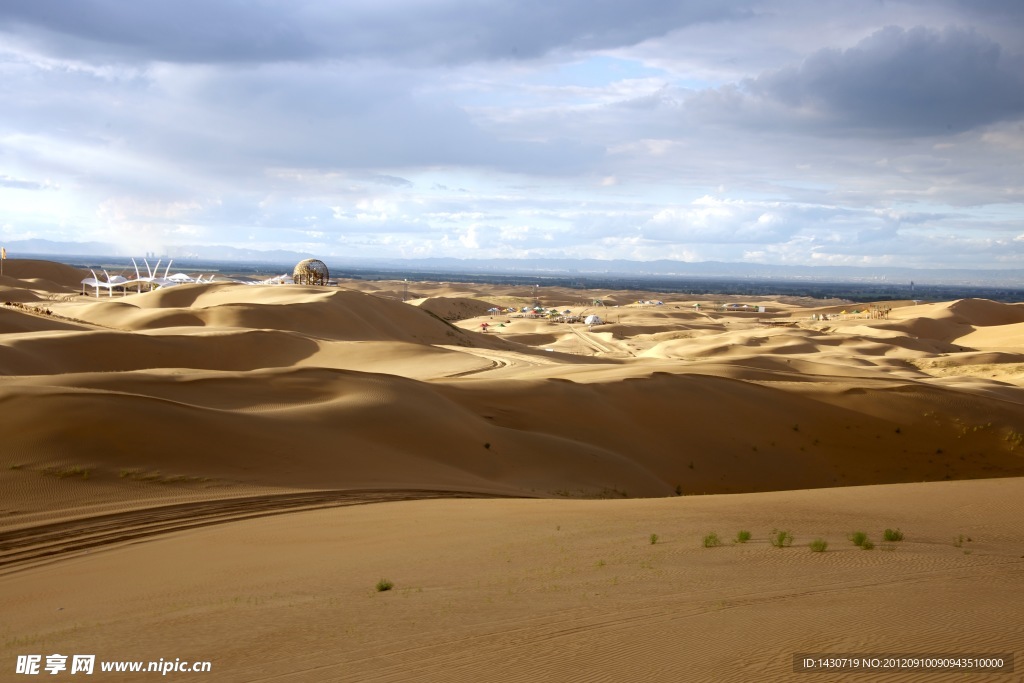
left=749, top=25, right=1024, bottom=135
left=0, top=0, right=751, bottom=64
left=0, top=1, right=315, bottom=63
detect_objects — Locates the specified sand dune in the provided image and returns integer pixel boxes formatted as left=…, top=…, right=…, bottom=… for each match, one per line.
left=408, top=295, right=498, bottom=321
left=1, top=262, right=1022, bottom=681
left=875, top=297, right=1024, bottom=342
left=0, top=306, right=93, bottom=334
left=946, top=297, right=1024, bottom=326
left=64, top=283, right=512, bottom=348
left=2, top=478, right=1022, bottom=681
left=0, top=273, right=1020, bottom=515
left=0, top=328, right=322, bottom=374
left=1, top=284, right=48, bottom=303
left=0, top=259, right=88, bottom=289
left=953, top=321, right=1024, bottom=349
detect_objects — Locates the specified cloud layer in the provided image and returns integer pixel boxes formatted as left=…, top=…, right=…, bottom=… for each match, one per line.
left=0, top=0, right=1022, bottom=269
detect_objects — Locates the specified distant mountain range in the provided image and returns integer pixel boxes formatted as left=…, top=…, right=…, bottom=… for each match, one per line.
left=2, top=239, right=310, bottom=265
left=352, top=256, right=1024, bottom=287
left=4, top=238, right=1022, bottom=287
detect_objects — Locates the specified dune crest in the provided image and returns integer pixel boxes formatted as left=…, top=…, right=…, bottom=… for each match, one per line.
left=0, top=262, right=1020, bottom=523
left=1, top=261, right=1023, bottom=681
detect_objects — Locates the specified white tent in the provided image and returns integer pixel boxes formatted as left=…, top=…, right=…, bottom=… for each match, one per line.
left=82, top=258, right=221, bottom=297
left=584, top=314, right=602, bottom=325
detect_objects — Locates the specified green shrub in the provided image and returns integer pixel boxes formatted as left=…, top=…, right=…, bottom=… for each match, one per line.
left=883, top=528, right=904, bottom=542
left=735, top=530, right=752, bottom=544
left=770, top=530, right=793, bottom=548
left=702, top=533, right=721, bottom=548
left=809, top=539, right=828, bottom=552
left=375, top=578, right=394, bottom=592
left=649, top=533, right=659, bottom=545
left=849, top=531, right=869, bottom=547
left=861, top=540, right=875, bottom=550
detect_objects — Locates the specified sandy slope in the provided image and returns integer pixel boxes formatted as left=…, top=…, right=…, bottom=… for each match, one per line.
left=0, top=264, right=1021, bottom=514
left=408, top=296, right=499, bottom=321
left=1, top=260, right=1022, bottom=681
left=2, top=478, right=1021, bottom=682
left=0, top=259, right=89, bottom=290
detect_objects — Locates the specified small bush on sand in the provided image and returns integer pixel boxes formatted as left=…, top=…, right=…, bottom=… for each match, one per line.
left=735, top=530, right=752, bottom=543
left=809, top=539, right=828, bottom=552
left=703, top=533, right=721, bottom=548
left=770, top=530, right=793, bottom=548
left=849, top=531, right=869, bottom=547
left=861, top=540, right=875, bottom=550
left=883, top=528, right=904, bottom=542
left=375, top=579, right=394, bottom=592
left=649, top=533, right=659, bottom=545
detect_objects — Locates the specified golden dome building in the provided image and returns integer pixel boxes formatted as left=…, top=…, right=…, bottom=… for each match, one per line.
left=292, top=258, right=330, bottom=286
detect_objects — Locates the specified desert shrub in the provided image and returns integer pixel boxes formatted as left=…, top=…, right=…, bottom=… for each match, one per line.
left=861, top=540, right=875, bottom=550
left=375, top=578, right=394, bottom=592
left=770, top=530, right=793, bottom=548
left=702, top=533, right=721, bottom=548
left=809, top=539, right=828, bottom=552
left=883, top=528, right=904, bottom=542
left=735, top=530, right=752, bottom=544
left=849, top=531, right=869, bottom=547
left=44, top=465, right=92, bottom=480
left=649, top=533, right=659, bottom=545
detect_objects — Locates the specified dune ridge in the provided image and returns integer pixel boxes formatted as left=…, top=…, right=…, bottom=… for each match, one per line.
left=1, top=262, right=1022, bottom=521
left=3, top=478, right=1022, bottom=681
left=1, top=260, right=1023, bottom=680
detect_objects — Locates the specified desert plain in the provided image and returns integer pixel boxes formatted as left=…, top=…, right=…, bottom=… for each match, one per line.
left=1, top=258, right=1023, bottom=681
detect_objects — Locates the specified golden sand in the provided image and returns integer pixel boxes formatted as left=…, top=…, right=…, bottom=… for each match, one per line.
left=1, top=259, right=1021, bottom=681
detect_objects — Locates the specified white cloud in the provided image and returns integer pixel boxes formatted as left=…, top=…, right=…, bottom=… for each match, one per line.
left=0, top=1, right=1020, bottom=270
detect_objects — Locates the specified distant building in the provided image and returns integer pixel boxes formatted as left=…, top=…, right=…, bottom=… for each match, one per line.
left=292, top=259, right=330, bottom=286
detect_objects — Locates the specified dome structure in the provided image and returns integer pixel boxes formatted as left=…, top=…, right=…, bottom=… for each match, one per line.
left=292, top=258, right=330, bottom=286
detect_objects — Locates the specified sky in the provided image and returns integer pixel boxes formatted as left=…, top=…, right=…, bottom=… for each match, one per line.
left=1, top=0, right=1023, bottom=269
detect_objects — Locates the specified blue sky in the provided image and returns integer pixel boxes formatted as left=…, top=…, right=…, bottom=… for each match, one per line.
left=1, top=0, right=1022, bottom=268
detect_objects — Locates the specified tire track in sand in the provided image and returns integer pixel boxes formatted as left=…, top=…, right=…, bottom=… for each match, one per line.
left=437, top=346, right=561, bottom=377
left=568, top=325, right=635, bottom=357
left=0, top=489, right=519, bottom=575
